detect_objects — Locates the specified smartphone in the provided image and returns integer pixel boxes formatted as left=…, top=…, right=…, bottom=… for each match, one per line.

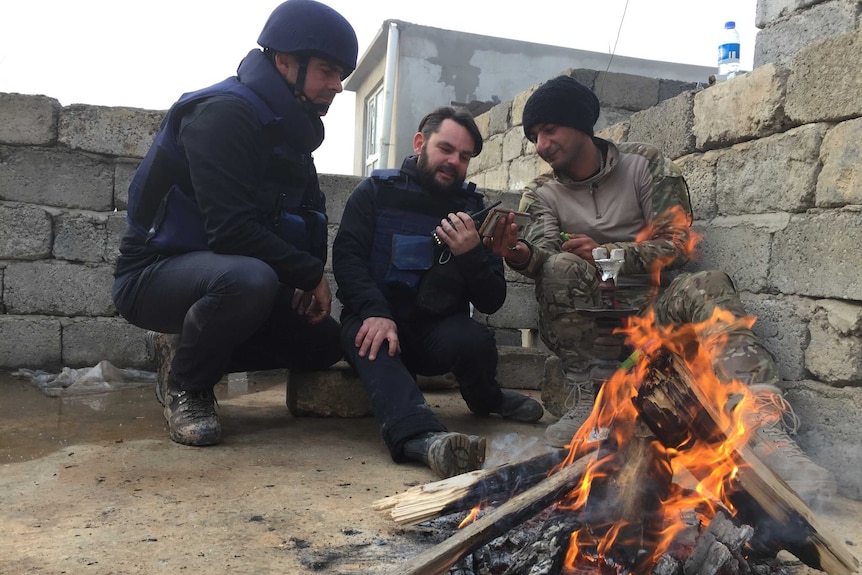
left=477, top=208, right=535, bottom=237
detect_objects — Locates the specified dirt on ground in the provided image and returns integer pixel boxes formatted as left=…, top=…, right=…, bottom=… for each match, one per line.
left=1, top=372, right=860, bottom=575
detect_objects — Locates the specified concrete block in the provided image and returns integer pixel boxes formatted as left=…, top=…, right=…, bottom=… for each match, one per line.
left=783, top=379, right=862, bottom=499
left=488, top=102, right=511, bottom=137
left=0, top=93, right=60, bottom=146
left=319, top=173, right=362, bottom=226
left=286, top=361, right=372, bottom=417
left=510, top=83, right=540, bottom=128
left=61, top=317, right=150, bottom=369
left=477, top=164, right=509, bottom=191
left=474, top=109, right=491, bottom=140
left=114, top=160, right=139, bottom=211
left=466, top=133, right=503, bottom=175
left=58, top=104, right=163, bottom=158
left=740, top=293, right=815, bottom=380
left=539, top=354, right=567, bottom=417
left=756, top=0, right=828, bottom=27
left=482, top=283, right=538, bottom=330
left=658, top=79, right=699, bottom=103
left=52, top=210, right=109, bottom=263
left=4, top=261, right=115, bottom=316
left=715, top=124, right=825, bottom=215
left=628, top=90, right=696, bottom=160
left=0, top=315, right=62, bottom=369
left=693, top=214, right=789, bottom=293
left=507, top=155, right=546, bottom=191
left=105, top=212, right=126, bottom=267
left=0, top=203, right=52, bottom=260
left=805, top=299, right=862, bottom=384
left=755, top=0, right=859, bottom=69
left=502, top=127, right=525, bottom=163
left=595, top=121, right=630, bottom=144
left=595, top=107, right=633, bottom=134
left=785, top=26, right=862, bottom=124
left=772, top=209, right=862, bottom=300
left=0, top=146, right=114, bottom=210
left=693, top=63, right=792, bottom=151
left=496, top=345, right=551, bottom=390
left=816, top=118, right=862, bottom=208
left=593, top=71, right=659, bottom=111
left=675, top=151, right=720, bottom=221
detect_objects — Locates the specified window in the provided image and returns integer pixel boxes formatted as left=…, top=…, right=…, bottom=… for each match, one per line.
left=364, top=85, right=385, bottom=176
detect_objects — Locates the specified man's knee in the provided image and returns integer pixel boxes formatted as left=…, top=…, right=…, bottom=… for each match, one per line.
left=537, top=252, right=599, bottom=310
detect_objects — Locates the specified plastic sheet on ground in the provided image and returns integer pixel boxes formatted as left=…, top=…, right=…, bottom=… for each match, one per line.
left=13, top=360, right=157, bottom=397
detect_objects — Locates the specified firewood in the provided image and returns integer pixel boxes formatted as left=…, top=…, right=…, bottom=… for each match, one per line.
left=577, top=418, right=673, bottom=567
left=386, top=453, right=593, bottom=575
left=634, top=353, right=859, bottom=575
left=373, top=449, right=568, bottom=525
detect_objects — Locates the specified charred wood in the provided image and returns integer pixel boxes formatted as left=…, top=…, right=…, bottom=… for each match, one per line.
left=634, top=352, right=859, bottom=575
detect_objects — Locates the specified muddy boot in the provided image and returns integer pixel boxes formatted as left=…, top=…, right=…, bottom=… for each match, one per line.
left=544, top=372, right=598, bottom=448
left=164, top=388, right=222, bottom=446
left=403, top=432, right=486, bottom=479
left=146, top=331, right=180, bottom=407
left=745, top=384, right=837, bottom=506
left=493, top=389, right=545, bottom=423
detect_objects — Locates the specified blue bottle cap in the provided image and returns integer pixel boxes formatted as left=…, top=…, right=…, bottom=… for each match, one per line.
left=725, top=21, right=736, bottom=28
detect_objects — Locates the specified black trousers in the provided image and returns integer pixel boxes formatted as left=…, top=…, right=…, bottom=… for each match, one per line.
left=113, top=251, right=342, bottom=392
left=340, top=312, right=503, bottom=460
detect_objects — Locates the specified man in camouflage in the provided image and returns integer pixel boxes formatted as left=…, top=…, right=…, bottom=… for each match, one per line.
left=484, top=74, right=835, bottom=505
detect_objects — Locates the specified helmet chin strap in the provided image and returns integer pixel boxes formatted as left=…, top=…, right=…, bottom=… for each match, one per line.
left=292, top=56, right=330, bottom=116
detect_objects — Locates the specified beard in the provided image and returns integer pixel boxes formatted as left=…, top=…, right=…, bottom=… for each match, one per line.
left=416, top=148, right=465, bottom=195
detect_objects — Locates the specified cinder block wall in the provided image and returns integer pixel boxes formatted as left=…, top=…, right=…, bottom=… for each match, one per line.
left=466, top=26, right=862, bottom=498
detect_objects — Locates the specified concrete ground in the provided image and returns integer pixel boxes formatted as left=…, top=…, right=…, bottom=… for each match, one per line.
left=1, top=372, right=860, bottom=575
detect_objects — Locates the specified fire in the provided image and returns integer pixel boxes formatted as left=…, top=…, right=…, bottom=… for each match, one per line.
left=554, top=206, right=767, bottom=572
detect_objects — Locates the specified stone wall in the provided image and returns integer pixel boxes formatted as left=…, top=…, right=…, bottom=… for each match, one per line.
left=466, top=27, right=862, bottom=498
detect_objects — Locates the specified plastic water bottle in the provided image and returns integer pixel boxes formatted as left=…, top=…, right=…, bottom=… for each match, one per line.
left=717, top=21, right=741, bottom=79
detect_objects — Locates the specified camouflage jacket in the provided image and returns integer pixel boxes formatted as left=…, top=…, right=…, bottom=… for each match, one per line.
left=513, top=138, right=693, bottom=281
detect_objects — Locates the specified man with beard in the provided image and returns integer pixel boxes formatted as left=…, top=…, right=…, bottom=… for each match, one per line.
left=112, top=0, right=356, bottom=446
left=332, top=106, right=544, bottom=478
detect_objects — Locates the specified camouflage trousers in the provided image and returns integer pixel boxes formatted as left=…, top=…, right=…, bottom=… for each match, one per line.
left=536, top=252, right=778, bottom=386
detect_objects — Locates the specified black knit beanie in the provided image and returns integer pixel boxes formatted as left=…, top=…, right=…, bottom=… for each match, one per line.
left=522, top=75, right=601, bottom=137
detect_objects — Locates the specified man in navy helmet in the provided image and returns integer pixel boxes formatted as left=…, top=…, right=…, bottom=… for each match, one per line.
left=112, top=0, right=358, bottom=447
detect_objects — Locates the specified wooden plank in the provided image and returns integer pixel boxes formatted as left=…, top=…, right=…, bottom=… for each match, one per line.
left=387, top=453, right=593, bottom=575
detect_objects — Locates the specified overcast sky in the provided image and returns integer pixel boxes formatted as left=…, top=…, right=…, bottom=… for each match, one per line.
left=0, top=0, right=758, bottom=174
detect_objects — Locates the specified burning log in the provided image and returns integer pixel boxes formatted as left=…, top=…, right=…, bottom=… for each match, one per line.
left=386, top=453, right=592, bottom=575
left=634, top=353, right=859, bottom=575
left=374, top=450, right=569, bottom=525
left=569, top=418, right=674, bottom=570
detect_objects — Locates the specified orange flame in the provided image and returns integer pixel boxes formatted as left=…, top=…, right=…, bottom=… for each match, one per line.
left=458, top=505, right=481, bottom=528
left=553, top=206, right=767, bottom=571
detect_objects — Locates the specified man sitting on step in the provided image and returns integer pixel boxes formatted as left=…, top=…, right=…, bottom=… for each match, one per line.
left=483, top=74, right=836, bottom=506
left=332, top=106, right=544, bottom=479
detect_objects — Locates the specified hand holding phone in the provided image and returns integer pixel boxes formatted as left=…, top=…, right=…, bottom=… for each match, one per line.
left=477, top=208, right=534, bottom=238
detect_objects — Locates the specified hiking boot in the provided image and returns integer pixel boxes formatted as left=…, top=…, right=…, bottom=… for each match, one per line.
left=744, top=384, right=837, bottom=507
left=403, top=432, right=486, bottom=479
left=146, top=331, right=180, bottom=407
left=164, top=388, right=222, bottom=446
left=494, top=389, right=544, bottom=423
left=544, top=376, right=598, bottom=448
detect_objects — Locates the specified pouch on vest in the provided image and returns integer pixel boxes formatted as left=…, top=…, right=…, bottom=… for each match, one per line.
left=416, top=248, right=468, bottom=317
left=385, top=234, right=433, bottom=291
left=277, top=209, right=328, bottom=262
left=146, top=184, right=209, bottom=253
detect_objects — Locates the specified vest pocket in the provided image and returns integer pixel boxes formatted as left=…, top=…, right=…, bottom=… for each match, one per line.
left=385, top=234, right=433, bottom=291
left=145, top=184, right=209, bottom=253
